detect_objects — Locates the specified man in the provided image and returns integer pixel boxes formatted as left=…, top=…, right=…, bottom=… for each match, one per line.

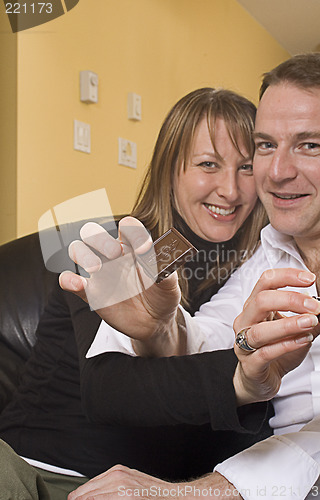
left=62, top=53, right=320, bottom=499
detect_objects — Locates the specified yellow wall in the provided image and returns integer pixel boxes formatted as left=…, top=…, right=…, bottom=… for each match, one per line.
left=0, top=0, right=290, bottom=243
left=0, top=9, right=17, bottom=242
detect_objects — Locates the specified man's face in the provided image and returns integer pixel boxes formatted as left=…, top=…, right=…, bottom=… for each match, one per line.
left=253, top=83, right=320, bottom=249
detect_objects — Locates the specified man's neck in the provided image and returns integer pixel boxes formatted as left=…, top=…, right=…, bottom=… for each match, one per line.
left=296, top=239, right=320, bottom=293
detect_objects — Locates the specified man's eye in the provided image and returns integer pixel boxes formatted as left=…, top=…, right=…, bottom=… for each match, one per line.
left=301, top=142, right=320, bottom=150
left=256, top=141, right=274, bottom=150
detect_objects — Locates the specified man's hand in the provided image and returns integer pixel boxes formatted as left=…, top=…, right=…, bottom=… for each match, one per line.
left=59, top=218, right=182, bottom=349
left=68, top=465, right=242, bottom=500
left=233, top=268, right=320, bottom=405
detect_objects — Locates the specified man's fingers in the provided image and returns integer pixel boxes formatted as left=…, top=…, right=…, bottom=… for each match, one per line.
left=236, top=313, right=318, bottom=351
left=239, top=338, right=312, bottom=377
left=69, top=489, right=108, bottom=500
left=242, top=289, right=320, bottom=324
left=68, top=474, right=109, bottom=499
left=248, top=268, right=316, bottom=297
left=68, top=465, right=145, bottom=500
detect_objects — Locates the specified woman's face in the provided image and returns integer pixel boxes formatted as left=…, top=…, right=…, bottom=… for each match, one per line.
left=174, top=117, right=257, bottom=242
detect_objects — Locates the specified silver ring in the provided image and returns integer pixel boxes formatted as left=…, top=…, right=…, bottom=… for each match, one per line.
left=235, top=327, right=256, bottom=352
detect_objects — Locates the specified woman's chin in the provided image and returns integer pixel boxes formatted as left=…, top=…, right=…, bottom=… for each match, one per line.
left=197, top=225, right=237, bottom=243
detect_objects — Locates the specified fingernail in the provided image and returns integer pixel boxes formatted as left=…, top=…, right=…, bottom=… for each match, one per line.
left=298, top=271, right=316, bottom=283
left=83, top=256, right=101, bottom=273
left=134, top=236, right=153, bottom=253
left=295, top=333, right=313, bottom=344
left=71, top=276, right=86, bottom=290
left=304, top=297, right=320, bottom=313
left=297, top=315, right=318, bottom=329
left=103, top=242, right=123, bottom=259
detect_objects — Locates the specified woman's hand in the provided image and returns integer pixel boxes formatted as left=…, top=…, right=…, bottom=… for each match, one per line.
left=59, top=217, right=181, bottom=343
left=233, top=268, right=320, bottom=405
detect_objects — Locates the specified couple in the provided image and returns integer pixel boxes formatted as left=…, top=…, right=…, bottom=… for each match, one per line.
left=1, top=53, right=319, bottom=499
left=62, top=52, right=320, bottom=500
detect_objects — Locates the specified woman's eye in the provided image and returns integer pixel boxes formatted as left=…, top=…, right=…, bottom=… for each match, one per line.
left=239, top=164, right=253, bottom=173
left=198, top=161, right=216, bottom=169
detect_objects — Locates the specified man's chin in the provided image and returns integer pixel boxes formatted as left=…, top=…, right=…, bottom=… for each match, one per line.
left=269, top=218, right=298, bottom=238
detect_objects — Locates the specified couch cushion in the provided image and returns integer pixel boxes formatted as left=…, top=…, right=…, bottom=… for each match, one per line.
left=0, top=216, right=123, bottom=359
left=0, top=232, right=57, bottom=359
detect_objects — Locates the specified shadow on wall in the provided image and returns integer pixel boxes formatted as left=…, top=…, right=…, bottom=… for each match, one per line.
left=3, top=0, right=80, bottom=32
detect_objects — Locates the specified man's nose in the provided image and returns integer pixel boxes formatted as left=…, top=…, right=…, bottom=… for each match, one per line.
left=268, top=148, right=298, bottom=182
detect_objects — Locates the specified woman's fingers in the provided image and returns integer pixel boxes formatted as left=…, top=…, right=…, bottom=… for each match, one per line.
left=118, top=217, right=153, bottom=255
left=61, top=218, right=157, bottom=313
left=59, top=271, right=88, bottom=300
left=68, top=240, right=102, bottom=273
left=69, top=219, right=153, bottom=275
left=80, top=222, right=123, bottom=260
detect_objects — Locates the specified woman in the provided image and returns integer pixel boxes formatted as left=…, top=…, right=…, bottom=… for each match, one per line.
left=132, top=87, right=266, bottom=314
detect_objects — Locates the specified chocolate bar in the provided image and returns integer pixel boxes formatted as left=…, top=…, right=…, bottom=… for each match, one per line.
left=313, top=296, right=320, bottom=320
left=137, top=227, right=198, bottom=283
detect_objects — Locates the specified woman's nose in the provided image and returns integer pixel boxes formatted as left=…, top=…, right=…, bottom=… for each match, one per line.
left=215, top=171, right=239, bottom=202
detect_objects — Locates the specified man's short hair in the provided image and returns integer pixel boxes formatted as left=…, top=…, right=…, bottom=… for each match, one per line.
left=260, top=52, right=320, bottom=100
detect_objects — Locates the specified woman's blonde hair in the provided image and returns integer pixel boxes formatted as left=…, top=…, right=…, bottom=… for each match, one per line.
left=132, top=88, right=267, bottom=304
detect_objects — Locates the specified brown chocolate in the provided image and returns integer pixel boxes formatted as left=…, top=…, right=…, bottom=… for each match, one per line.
left=137, top=227, right=198, bottom=283
left=313, top=296, right=320, bottom=320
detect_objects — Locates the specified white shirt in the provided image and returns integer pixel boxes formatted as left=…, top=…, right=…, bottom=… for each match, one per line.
left=87, top=224, right=320, bottom=499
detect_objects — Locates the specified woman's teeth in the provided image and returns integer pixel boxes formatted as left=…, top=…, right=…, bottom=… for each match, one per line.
left=205, top=204, right=236, bottom=216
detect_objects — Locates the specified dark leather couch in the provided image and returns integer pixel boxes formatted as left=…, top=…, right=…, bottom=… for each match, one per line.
left=0, top=217, right=121, bottom=412
left=0, top=231, right=55, bottom=411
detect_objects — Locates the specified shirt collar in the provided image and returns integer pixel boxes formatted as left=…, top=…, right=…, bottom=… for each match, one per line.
left=260, top=224, right=305, bottom=267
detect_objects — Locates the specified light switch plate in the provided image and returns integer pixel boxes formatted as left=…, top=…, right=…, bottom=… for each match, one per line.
left=118, top=137, right=137, bottom=168
left=74, top=120, right=91, bottom=153
left=127, top=93, right=141, bottom=121
left=80, top=71, right=98, bottom=103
